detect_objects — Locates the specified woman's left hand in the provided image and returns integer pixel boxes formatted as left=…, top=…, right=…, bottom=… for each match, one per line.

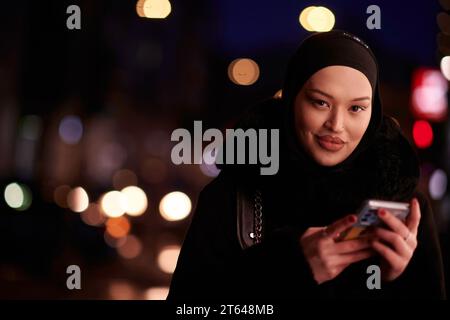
left=371, top=197, right=421, bottom=281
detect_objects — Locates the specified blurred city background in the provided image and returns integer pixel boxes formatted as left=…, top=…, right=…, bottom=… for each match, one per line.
left=0, top=0, right=449, bottom=299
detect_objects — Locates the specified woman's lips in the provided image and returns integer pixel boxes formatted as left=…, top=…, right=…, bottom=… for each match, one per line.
left=316, top=135, right=345, bottom=152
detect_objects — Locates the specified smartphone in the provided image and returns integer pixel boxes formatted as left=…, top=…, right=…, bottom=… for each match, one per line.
left=337, top=199, right=410, bottom=241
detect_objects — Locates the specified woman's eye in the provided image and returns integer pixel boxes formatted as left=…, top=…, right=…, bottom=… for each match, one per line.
left=313, top=99, right=328, bottom=108
left=350, top=105, right=366, bottom=113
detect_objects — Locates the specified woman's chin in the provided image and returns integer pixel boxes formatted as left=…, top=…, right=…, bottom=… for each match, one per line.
left=310, top=151, right=346, bottom=167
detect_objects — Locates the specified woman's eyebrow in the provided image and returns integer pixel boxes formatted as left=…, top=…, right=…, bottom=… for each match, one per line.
left=307, top=88, right=370, bottom=102
left=307, top=88, right=333, bottom=99
left=351, top=96, right=371, bottom=102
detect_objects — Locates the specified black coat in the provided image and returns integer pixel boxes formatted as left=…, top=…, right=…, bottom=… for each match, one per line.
left=167, top=98, right=446, bottom=300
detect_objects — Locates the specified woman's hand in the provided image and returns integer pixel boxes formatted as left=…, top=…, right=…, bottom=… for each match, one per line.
left=371, top=198, right=421, bottom=281
left=300, top=214, right=375, bottom=285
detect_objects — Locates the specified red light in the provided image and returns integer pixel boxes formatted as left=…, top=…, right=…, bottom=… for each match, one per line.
left=411, top=68, right=448, bottom=122
left=412, top=120, right=434, bottom=149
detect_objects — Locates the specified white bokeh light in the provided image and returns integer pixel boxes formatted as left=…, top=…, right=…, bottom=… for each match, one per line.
left=159, top=191, right=192, bottom=221
left=141, top=0, right=172, bottom=19
left=121, top=186, right=148, bottom=217
left=4, top=183, right=32, bottom=211
left=440, top=56, right=450, bottom=81
left=100, top=191, right=127, bottom=218
left=4, top=183, right=24, bottom=209
left=299, top=6, right=335, bottom=32
left=157, top=245, right=181, bottom=274
left=67, top=187, right=89, bottom=213
left=412, top=69, right=448, bottom=121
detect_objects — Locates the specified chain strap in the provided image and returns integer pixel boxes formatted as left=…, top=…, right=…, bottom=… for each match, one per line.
left=253, top=189, right=263, bottom=244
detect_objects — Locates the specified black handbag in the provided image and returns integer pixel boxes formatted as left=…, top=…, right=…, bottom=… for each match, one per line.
left=236, top=186, right=263, bottom=250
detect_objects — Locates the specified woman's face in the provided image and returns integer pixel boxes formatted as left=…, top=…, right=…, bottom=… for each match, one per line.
left=294, top=65, right=372, bottom=166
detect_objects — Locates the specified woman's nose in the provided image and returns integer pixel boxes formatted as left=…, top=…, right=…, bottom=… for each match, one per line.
left=324, top=110, right=345, bottom=132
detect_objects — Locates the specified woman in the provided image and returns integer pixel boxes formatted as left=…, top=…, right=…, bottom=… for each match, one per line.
left=167, top=30, right=446, bottom=300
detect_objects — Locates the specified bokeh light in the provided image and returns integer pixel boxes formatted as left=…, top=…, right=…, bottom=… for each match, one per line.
left=139, top=0, right=172, bottom=19
left=4, top=183, right=32, bottom=211
left=228, top=58, right=260, bottom=86
left=67, top=187, right=89, bottom=213
left=299, top=6, right=335, bottom=32
left=108, top=281, right=136, bottom=300
left=104, top=231, right=127, bottom=248
left=117, top=235, right=143, bottom=259
left=429, top=169, right=448, bottom=200
left=106, top=216, right=131, bottom=238
left=157, top=245, right=181, bottom=274
left=440, top=56, right=450, bottom=81
left=4, top=183, right=23, bottom=209
left=299, top=6, right=316, bottom=31
left=100, top=191, right=127, bottom=218
left=412, top=120, right=434, bottom=149
left=273, top=89, right=282, bottom=99
left=80, top=203, right=106, bottom=226
left=136, top=0, right=145, bottom=17
left=53, top=185, right=71, bottom=208
left=159, top=191, right=192, bottom=221
left=121, top=186, right=148, bottom=217
left=144, top=287, right=169, bottom=300
left=58, top=115, right=83, bottom=145
left=411, top=68, right=448, bottom=122
left=21, top=115, right=42, bottom=141
left=307, top=7, right=335, bottom=32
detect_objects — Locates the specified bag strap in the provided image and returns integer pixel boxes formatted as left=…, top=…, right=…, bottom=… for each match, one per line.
left=236, top=187, right=263, bottom=250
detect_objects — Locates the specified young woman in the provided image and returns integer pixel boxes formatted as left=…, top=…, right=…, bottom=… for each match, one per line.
left=167, top=30, right=446, bottom=300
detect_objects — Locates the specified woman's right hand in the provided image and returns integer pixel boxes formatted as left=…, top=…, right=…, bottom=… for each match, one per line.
left=300, top=214, right=375, bottom=284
